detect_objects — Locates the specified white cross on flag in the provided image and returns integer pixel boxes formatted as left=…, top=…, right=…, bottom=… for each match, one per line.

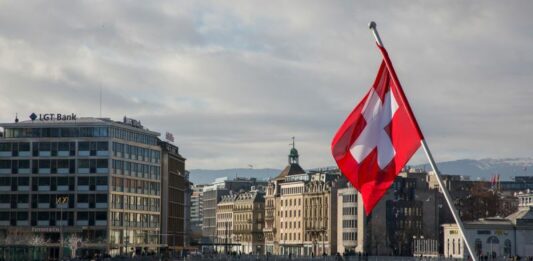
left=331, top=45, right=423, bottom=215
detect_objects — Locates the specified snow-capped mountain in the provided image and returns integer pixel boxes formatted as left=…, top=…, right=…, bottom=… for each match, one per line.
left=415, top=157, right=533, bottom=181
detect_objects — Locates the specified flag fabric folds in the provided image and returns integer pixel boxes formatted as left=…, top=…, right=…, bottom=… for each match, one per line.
left=331, top=45, right=423, bottom=215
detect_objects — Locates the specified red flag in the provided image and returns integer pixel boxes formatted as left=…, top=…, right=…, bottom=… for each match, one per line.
left=331, top=45, right=423, bottom=215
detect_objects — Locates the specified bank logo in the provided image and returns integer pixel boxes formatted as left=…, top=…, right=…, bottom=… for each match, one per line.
left=29, top=113, right=37, bottom=121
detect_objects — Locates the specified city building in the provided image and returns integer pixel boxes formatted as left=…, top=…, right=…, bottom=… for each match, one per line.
left=336, top=184, right=357, bottom=255
left=356, top=170, right=442, bottom=256
left=0, top=116, right=163, bottom=259
left=189, top=184, right=205, bottom=247
left=264, top=142, right=341, bottom=256
left=159, top=141, right=188, bottom=254
left=215, top=193, right=237, bottom=253
left=443, top=190, right=533, bottom=259
left=202, top=177, right=266, bottom=252
left=233, top=189, right=265, bottom=254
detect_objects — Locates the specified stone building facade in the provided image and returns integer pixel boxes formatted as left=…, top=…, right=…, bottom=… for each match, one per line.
left=264, top=143, right=340, bottom=256
left=233, top=190, right=265, bottom=254
left=215, top=194, right=237, bottom=253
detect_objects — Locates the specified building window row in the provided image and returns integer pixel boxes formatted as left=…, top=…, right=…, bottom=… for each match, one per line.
left=112, top=160, right=160, bottom=180
left=111, top=177, right=160, bottom=195
left=111, top=194, right=160, bottom=212
left=342, top=219, right=356, bottom=228
left=342, top=194, right=356, bottom=203
left=110, top=211, right=160, bottom=228
left=281, top=221, right=301, bottom=229
left=0, top=176, right=108, bottom=191
left=0, top=211, right=107, bottom=226
left=280, top=198, right=302, bottom=207
left=0, top=159, right=110, bottom=175
left=112, top=142, right=160, bottom=163
left=110, top=128, right=158, bottom=145
left=343, top=207, right=356, bottom=216
left=342, top=232, right=356, bottom=241
left=3, top=127, right=109, bottom=138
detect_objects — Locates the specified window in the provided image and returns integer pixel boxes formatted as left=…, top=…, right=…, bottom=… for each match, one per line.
left=0, top=160, right=10, bottom=169
left=475, top=239, right=482, bottom=256
left=97, top=142, right=108, bottom=151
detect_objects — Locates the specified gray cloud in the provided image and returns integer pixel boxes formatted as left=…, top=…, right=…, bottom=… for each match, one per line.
left=0, top=1, right=532, bottom=169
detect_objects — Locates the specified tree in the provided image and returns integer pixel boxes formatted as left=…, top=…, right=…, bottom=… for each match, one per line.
left=65, top=234, right=82, bottom=258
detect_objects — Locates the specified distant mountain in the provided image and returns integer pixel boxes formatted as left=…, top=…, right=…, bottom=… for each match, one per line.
left=415, top=158, right=533, bottom=181
left=188, top=168, right=281, bottom=185
left=189, top=158, right=533, bottom=185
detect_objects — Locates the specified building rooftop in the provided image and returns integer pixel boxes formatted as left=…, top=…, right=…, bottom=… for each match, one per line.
left=0, top=116, right=160, bottom=136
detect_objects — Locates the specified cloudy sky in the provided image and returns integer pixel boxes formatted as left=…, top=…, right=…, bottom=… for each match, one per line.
left=0, top=1, right=532, bottom=169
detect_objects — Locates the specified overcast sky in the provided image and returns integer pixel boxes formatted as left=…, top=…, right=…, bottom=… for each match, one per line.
left=0, top=1, right=532, bottom=169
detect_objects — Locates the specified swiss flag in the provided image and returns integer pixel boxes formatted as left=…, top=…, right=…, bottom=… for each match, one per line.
left=332, top=45, right=423, bottom=215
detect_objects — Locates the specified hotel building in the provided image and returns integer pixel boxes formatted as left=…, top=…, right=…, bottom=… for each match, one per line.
left=0, top=116, right=163, bottom=259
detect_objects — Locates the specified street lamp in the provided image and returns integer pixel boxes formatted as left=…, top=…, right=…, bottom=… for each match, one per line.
left=57, top=196, right=69, bottom=261
left=124, top=235, right=130, bottom=257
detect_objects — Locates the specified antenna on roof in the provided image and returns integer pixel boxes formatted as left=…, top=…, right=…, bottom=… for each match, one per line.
left=99, top=86, right=103, bottom=118
left=14, top=113, right=18, bottom=123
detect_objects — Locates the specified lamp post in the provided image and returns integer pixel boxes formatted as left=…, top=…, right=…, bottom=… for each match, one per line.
left=124, top=235, right=129, bottom=257
left=57, top=196, right=69, bottom=261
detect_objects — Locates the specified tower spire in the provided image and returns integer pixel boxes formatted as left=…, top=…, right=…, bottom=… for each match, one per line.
left=288, top=137, right=299, bottom=164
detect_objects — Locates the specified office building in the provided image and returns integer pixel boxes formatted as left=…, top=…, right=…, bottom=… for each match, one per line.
left=190, top=184, right=205, bottom=246
left=336, top=184, right=357, bottom=255
left=159, top=141, right=188, bottom=254
left=0, top=115, right=163, bottom=259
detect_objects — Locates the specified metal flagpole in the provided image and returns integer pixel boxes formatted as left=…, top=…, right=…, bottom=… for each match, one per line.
left=368, top=21, right=477, bottom=261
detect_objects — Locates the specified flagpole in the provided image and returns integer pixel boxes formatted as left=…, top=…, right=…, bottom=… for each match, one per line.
left=368, top=21, right=477, bottom=261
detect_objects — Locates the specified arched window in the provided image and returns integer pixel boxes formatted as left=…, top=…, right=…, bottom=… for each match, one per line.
left=487, top=236, right=499, bottom=244
left=452, top=239, right=456, bottom=255
left=504, top=239, right=512, bottom=256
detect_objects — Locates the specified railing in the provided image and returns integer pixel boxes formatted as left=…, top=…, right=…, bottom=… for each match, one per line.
left=185, top=255, right=467, bottom=261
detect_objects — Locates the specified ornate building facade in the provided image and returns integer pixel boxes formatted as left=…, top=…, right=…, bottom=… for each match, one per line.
left=215, top=194, right=237, bottom=253
left=264, top=142, right=340, bottom=256
left=233, top=190, right=265, bottom=254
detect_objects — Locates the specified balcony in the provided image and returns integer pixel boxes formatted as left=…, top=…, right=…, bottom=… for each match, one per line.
left=78, top=168, right=90, bottom=174
left=0, top=221, right=9, bottom=226
left=57, top=168, right=69, bottom=174
left=0, top=186, right=10, bottom=192
left=0, top=203, right=9, bottom=208
left=19, top=151, right=31, bottom=157
left=78, top=185, right=89, bottom=191
left=95, top=220, right=107, bottom=226
left=38, top=203, right=50, bottom=208
left=96, top=185, right=108, bottom=191
left=18, top=186, right=29, bottom=191
left=0, top=152, right=11, bottom=157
